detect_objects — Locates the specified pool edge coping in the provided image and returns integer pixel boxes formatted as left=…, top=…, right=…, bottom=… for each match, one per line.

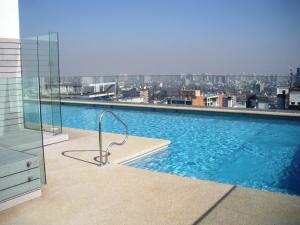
left=114, top=144, right=170, bottom=165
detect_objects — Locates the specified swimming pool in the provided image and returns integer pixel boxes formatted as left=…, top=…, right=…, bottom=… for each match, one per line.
left=43, top=104, right=300, bottom=195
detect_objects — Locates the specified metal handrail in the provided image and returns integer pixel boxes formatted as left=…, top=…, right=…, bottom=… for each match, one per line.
left=98, top=110, right=128, bottom=166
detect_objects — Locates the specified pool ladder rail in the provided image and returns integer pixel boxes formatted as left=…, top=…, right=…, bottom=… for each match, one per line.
left=61, top=110, right=128, bottom=166
left=97, top=110, right=128, bottom=166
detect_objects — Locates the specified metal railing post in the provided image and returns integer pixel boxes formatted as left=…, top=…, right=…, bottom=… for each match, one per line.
left=98, top=119, right=103, bottom=166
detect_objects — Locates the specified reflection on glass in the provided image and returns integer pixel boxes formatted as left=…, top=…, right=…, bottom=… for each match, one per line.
left=21, top=32, right=62, bottom=135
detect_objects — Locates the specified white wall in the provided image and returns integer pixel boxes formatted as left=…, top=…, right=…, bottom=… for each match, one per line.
left=0, top=0, right=20, bottom=39
left=290, top=92, right=300, bottom=105
left=276, top=87, right=289, bottom=95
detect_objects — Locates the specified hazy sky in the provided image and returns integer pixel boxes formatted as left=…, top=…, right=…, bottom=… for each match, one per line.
left=20, top=0, right=300, bottom=76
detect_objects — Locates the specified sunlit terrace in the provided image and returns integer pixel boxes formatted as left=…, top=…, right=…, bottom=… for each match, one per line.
left=1, top=0, right=300, bottom=224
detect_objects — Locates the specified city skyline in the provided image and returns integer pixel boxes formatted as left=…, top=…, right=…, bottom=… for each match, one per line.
left=20, top=0, right=300, bottom=75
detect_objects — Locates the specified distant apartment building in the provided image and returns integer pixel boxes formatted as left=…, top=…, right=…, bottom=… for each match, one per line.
left=139, top=89, right=149, bottom=104
left=167, top=90, right=198, bottom=105
left=192, top=95, right=205, bottom=106
left=168, top=90, right=223, bottom=108
left=276, top=87, right=289, bottom=109
left=223, top=96, right=237, bottom=108
left=167, top=97, right=192, bottom=105
left=246, top=94, right=269, bottom=110
left=205, top=95, right=224, bottom=107
left=288, top=68, right=300, bottom=110
left=179, top=90, right=201, bottom=98
left=235, top=96, right=247, bottom=108
left=289, top=88, right=300, bottom=110
left=178, top=90, right=204, bottom=106
left=253, top=81, right=264, bottom=94
left=117, top=88, right=149, bottom=104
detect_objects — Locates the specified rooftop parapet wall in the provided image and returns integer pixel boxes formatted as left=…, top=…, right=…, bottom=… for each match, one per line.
left=43, top=99, right=300, bottom=119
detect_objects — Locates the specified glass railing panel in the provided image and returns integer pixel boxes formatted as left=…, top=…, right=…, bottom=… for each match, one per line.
left=21, top=33, right=62, bottom=135
left=48, top=32, right=62, bottom=134
left=0, top=77, right=45, bottom=184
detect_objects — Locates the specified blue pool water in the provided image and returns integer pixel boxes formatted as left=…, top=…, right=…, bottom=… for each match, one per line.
left=44, top=104, right=300, bottom=195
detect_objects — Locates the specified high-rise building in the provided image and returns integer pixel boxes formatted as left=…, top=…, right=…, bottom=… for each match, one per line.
left=138, top=75, right=145, bottom=88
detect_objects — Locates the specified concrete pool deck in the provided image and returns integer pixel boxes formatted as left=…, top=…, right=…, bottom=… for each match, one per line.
left=54, top=127, right=171, bottom=164
left=0, top=127, right=300, bottom=225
